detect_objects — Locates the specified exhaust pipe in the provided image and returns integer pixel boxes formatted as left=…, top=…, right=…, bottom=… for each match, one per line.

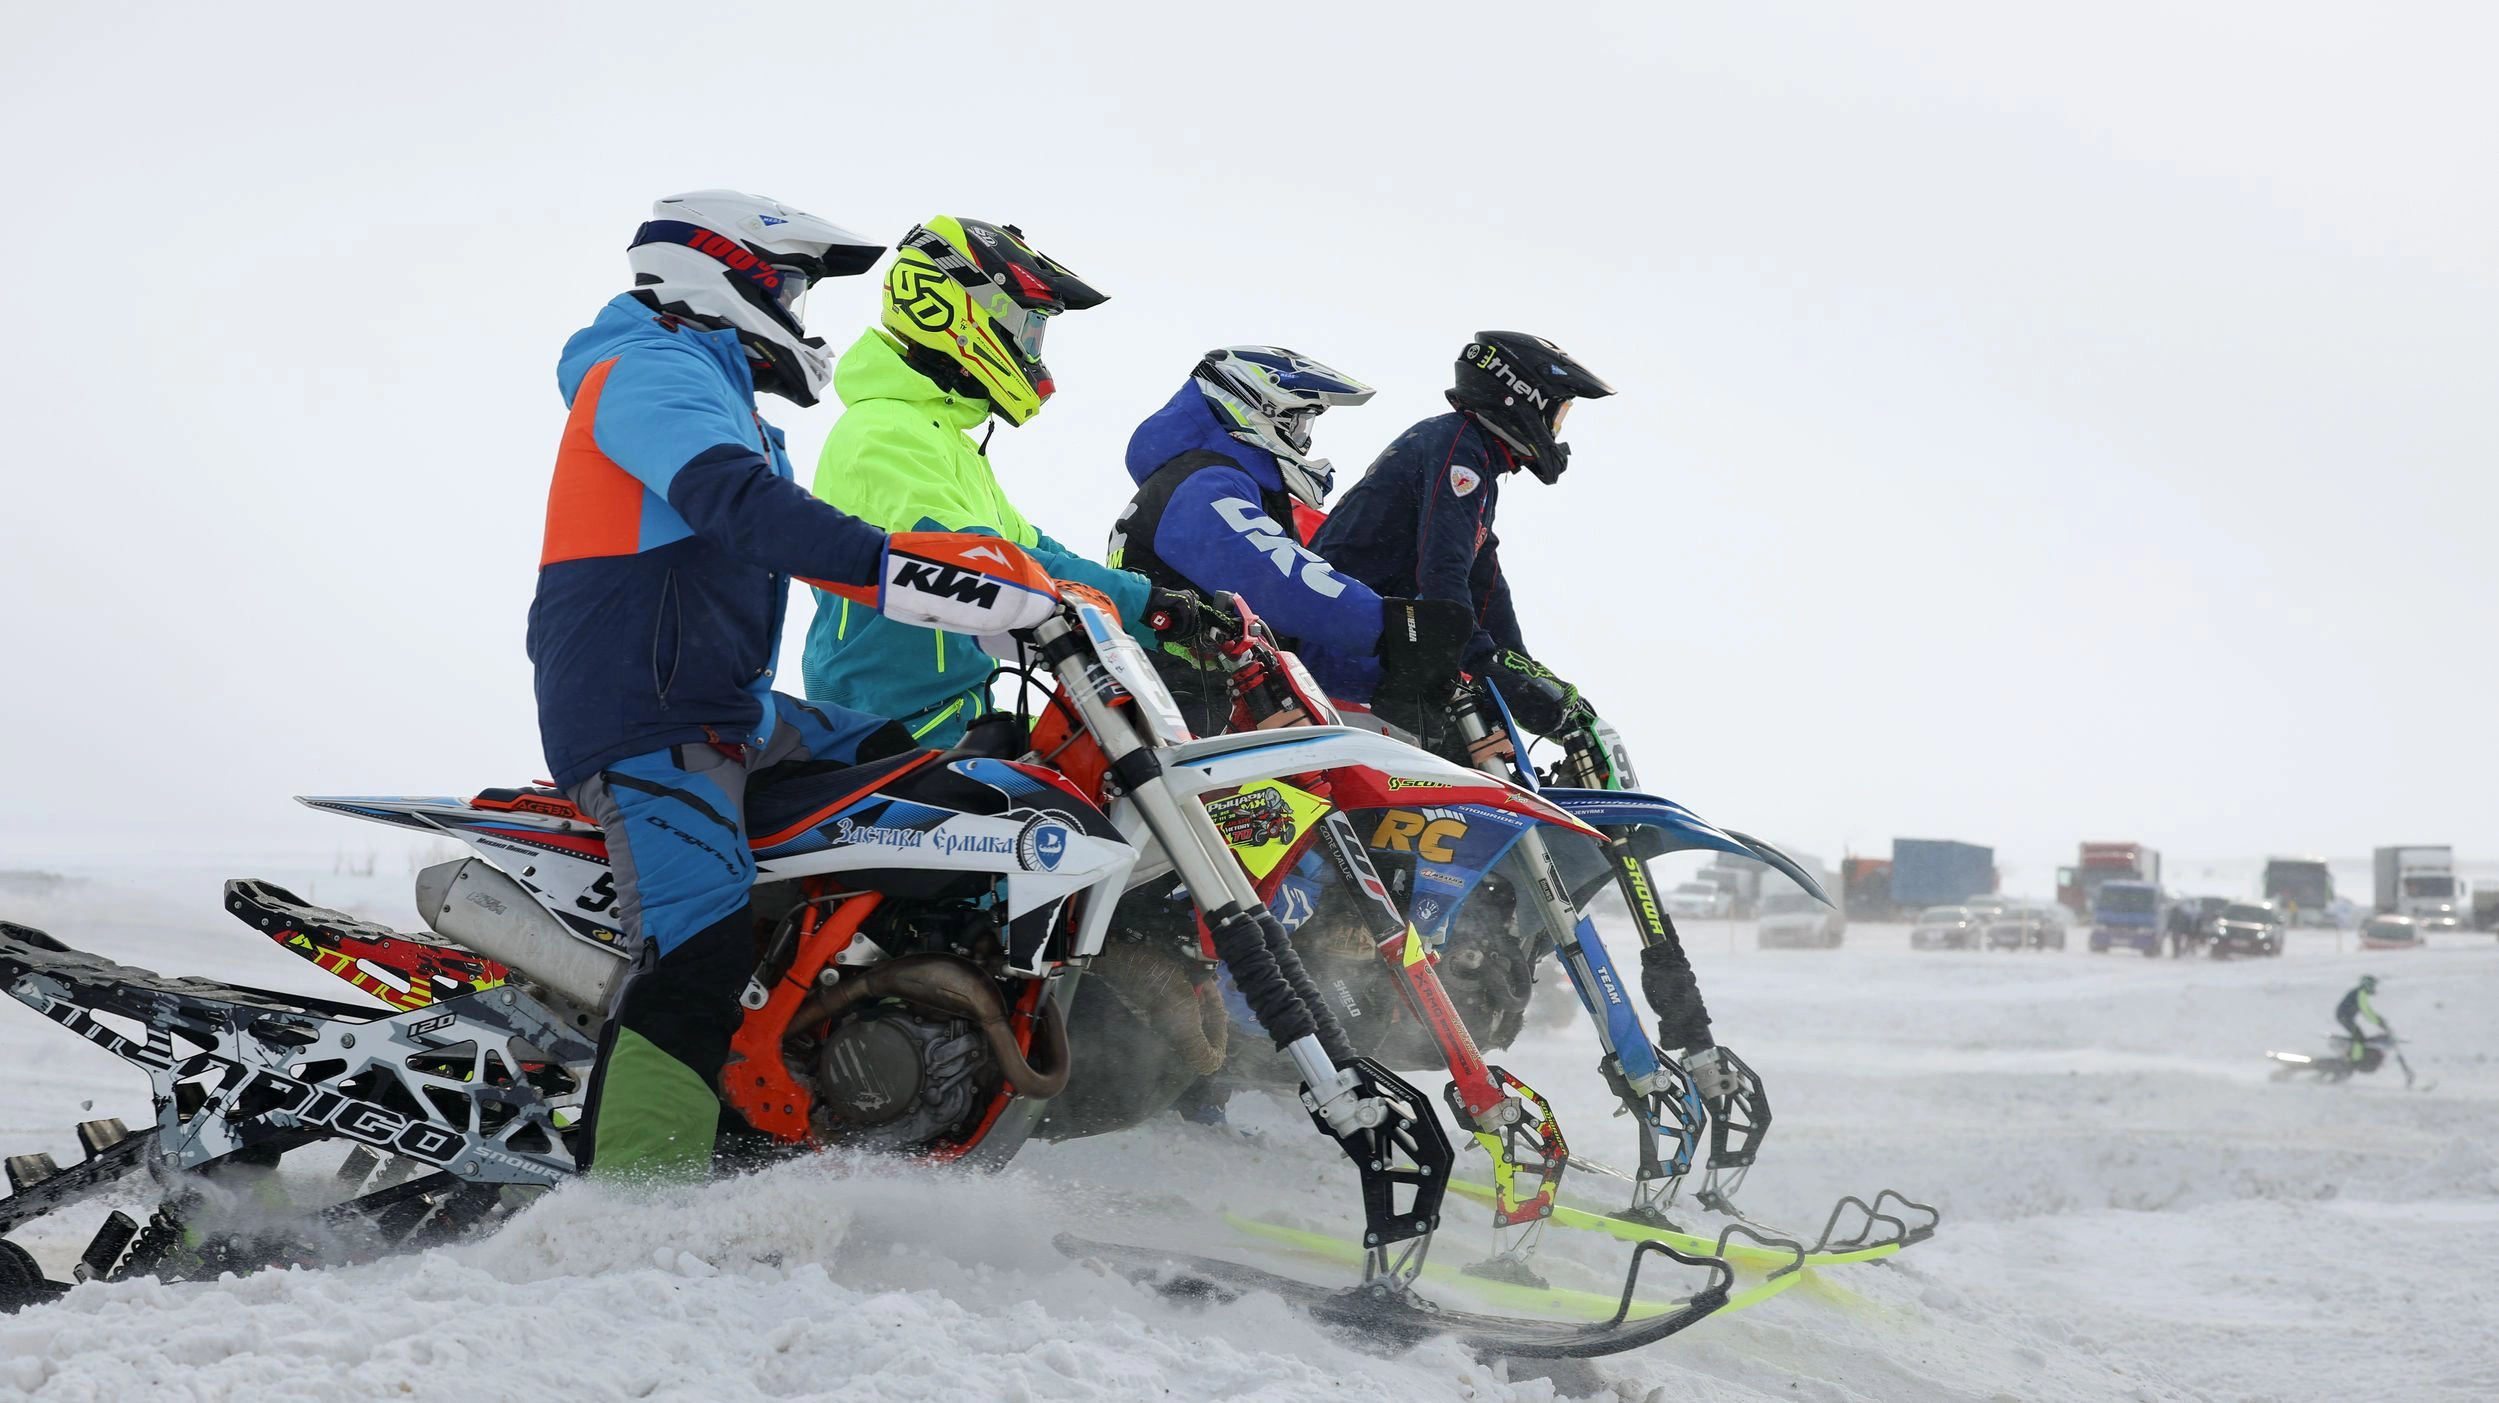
left=415, top=858, right=630, bottom=1012
left=794, top=954, right=1070, bottom=1099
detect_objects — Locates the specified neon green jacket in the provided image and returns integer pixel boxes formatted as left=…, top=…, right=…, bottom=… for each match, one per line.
left=801, top=330, right=1152, bottom=742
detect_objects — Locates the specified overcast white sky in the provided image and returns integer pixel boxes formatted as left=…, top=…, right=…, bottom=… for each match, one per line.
left=2, top=2, right=2493, bottom=895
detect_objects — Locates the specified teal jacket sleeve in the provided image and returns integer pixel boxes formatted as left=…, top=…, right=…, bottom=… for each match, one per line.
left=1030, top=527, right=1156, bottom=644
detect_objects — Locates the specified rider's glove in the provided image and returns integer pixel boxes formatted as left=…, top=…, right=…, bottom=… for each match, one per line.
left=1639, top=939, right=1714, bottom=1053
left=1372, top=597, right=1473, bottom=715
left=836, top=531, right=1058, bottom=636
left=1141, top=585, right=1219, bottom=640
left=1685, top=1046, right=1739, bottom=1106
left=1486, top=650, right=1580, bottom=737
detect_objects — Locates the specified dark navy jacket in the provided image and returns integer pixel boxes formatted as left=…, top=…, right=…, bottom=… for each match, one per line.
left=527, top=295, right=891, bottom=789
left=1311, top=411, right=1527, bottom=670
left=1111, top=382, right=1388, bottom=700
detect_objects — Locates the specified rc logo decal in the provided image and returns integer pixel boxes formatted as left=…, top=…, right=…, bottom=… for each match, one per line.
left=1448, top=464, right=1481, bottom=498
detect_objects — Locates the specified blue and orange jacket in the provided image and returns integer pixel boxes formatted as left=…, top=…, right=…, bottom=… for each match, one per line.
left=1110, top=380, right=1388, bottom=701
left=527, top=294, right=890, bottom=789
left=1310, top=411, right=1528, bottom=670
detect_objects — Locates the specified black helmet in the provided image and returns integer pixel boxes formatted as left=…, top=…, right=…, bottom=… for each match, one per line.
left=1447, top=331, right=1614, bottom=484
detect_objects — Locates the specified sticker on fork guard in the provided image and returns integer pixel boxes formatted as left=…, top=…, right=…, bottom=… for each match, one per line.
left=1204, top=780, right=1330, bottom=879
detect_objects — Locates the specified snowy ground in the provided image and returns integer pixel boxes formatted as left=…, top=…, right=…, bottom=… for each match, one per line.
left=1, top=863, right=2494, bottom=1401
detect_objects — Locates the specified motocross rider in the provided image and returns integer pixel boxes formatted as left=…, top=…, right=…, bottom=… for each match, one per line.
left=2336, top=974, right=2389, bottom=1060
left=529, top=192, right=1053, bottom=1181
left=1106, top=345, right=1476, bottom=736
left=1308, top=333, right=1727, bottom=1080
left=800, top=217, right=1194, bottom=743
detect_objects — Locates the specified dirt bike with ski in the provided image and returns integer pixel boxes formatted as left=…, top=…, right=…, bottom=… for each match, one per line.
left=0, top=561, right=1429, bottom=1310
left=2267, top=1031, right=2424, bottom=1089
left=1421, top=686, right=1939, bottom=1261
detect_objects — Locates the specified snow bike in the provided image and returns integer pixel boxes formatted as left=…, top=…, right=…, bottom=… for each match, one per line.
left=0, top=562, right=1437, bottom=1306
left=1180, top=601, right=1581, bottom=1240
left=1431, top=690, right=1939, bottom=1260
left=2267, top=1032, right=2419, bottom=1088
left=3, top=572, right=1717, bottom=1353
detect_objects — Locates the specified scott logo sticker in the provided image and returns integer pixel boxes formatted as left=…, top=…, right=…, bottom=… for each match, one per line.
left=1448, top=465, right=1481, bottom=498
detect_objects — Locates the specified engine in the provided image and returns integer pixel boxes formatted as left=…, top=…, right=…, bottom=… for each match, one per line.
left=808, top=1007, right=995, bottom=1150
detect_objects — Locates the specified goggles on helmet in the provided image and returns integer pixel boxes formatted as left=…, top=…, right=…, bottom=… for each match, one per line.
left=769, top=264, right=813, bottom=320
left=997, top=301, right=1052, bottom=365
left=1277, top=405, right=1321, bottom=455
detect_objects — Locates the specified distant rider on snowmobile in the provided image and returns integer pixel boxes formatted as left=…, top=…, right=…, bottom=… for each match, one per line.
left=529, top=192, right=1054, bottom=1181
left=801, top=217, right=1189, bottom=744
left=1106, top=346, right=1475, bottom=735
left=2336, top=974, right=2389, bottom=1060
left=1308, top=334, right=1722, bottom=1076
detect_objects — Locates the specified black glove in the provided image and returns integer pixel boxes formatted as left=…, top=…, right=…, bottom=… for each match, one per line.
left=1486, top=650, right=1580, bottom=737
left=1639, top=938, right=1714, bottom=1052
left=1372, top=597, right=1473, bottom=712
left=1142, top=585, right=1235, bottom=648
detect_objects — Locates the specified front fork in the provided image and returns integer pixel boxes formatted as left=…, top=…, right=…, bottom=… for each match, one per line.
left=1450, top=704, right=1710, bottom=1215
left=1304, top=811, right=1567, bottom=1232
left=1041, top=618, right=1452, bottom=1280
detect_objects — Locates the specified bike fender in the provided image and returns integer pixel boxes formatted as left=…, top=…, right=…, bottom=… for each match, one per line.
left=1542, top=790, right=1834, bottom=907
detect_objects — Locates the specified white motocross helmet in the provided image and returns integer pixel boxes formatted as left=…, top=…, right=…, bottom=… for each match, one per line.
left=1193, top=347, right=1375, bottom=506
left=627, top=190, right=884, bottom=407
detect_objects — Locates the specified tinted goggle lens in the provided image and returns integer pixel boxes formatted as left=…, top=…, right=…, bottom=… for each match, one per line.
left=769, top=265, right=811, bottom=316
left=1005, top=304, right=1051, bottom=362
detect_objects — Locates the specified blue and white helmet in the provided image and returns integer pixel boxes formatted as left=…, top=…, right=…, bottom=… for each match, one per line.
left=627, top=190, right=885, bottom=406
left=1193, top=347, right=1375, bottom=506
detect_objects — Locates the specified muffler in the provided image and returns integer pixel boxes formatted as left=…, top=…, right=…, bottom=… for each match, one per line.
left=414, top=858, right=631, bottom=1012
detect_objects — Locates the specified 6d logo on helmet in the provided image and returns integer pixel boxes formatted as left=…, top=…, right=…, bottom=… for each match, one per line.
left=890, top=263, right=955, bottom=332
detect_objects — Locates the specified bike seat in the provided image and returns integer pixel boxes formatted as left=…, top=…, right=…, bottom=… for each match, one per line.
left=744, top=750, right=940, bottom=848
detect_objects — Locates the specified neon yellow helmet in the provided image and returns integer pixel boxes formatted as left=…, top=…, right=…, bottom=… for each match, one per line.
left=880, top=217, right=1106, bottom=425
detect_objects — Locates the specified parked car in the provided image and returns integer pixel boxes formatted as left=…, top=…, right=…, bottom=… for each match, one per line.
left=2208, top=901, right=2286, bottom=958
left=2359, top=914, right=2423, bottom=950
left=1964, top=894, right=2014, bottom=918
left=1984, top=903, right=2068, bottom=950
left=1910, top=905, right=1987, bottom=950
left=1665, top=882, right=1733, bottom=919
left=1756, top=888, right=1845, bottom=949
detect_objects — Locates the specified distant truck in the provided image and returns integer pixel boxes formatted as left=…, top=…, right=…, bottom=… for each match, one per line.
left=2057, top=842, right=2160, bottom=917
left=1890, top=839, right=1996, bottom=910
left=2262, top=857, right=2335, bottom=926
left=1842, top=857, right=1894, bottom=921
left=2088, top=879, right=2165, bottom=956
left=2375, top=846, right=2467, bottom=931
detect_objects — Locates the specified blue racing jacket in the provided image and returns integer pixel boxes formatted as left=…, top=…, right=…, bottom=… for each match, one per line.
left=1310, top=411, right=1528, bottom=670
left=1109, top=382, right=1388, bottom=699
left=527, top=294, right=891, bottom=789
